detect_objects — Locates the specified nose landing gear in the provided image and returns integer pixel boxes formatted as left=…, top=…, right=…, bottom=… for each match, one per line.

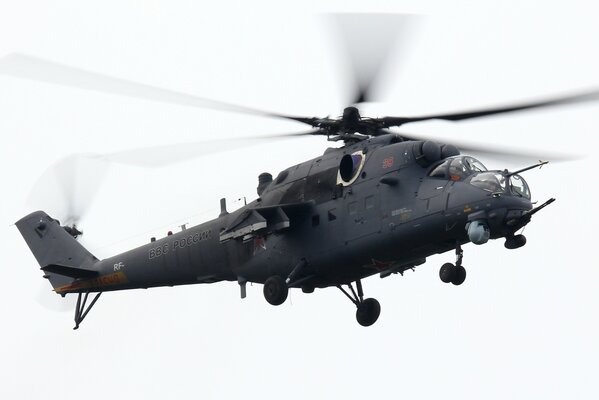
left=505, top=234, right=526, bottom=249
left=337, top=280, right=381, bottom=326
left=439, top=242, right=467, bottom=286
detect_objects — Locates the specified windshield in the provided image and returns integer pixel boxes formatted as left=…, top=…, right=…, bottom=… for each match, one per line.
left=465, top=157, right=487, bottom=173
left=509, top=174, right=531, bottom=199
left=470, top=172, right=506, bottom=193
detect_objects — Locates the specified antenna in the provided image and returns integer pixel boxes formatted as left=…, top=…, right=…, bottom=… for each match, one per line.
left=219, top=198, right=229, bottom=217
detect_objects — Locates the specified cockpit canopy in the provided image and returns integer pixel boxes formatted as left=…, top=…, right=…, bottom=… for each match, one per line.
left=429, top=156, right=487, bottom=181
left=469, top=172, right=506, bottom=193
left=428, top=156, right=531, bottom=199
left=508, top=174, right=531, bottom=199
left=468, top=172, right=531, bottom=199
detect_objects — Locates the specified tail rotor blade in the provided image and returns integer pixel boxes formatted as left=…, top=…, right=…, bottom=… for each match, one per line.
left=26, top=154, right=109, bottom=226
left=35, top=283, right=76, bottom=313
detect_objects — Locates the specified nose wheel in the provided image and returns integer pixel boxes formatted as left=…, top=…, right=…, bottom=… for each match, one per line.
left=337, top=279, right=381, bottom=326
left=439, top=242, right=467, bottom=286
left=505, top=234, right=526, bottom=249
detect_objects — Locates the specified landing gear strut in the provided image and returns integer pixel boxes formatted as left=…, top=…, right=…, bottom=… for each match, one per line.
left=439, top=242, right=467, bottom=286
left=337, top=280, right=381, bottom=327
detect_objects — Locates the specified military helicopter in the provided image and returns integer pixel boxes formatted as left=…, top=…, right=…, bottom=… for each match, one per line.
left=6, top=15, right=599, bottom=329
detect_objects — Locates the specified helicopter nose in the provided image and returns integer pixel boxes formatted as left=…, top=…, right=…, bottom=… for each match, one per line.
left=464, top=195, right=533, bottom=245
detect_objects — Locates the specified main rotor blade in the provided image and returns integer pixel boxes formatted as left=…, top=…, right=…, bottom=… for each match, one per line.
left=447, top=141, right=581, bottom=164
left=104, top=132, right=322, bottom=167
left=330, top=13, right=421, bottom=104
left=397, top=131, right=581, bottom=164
left=379, top=89, right=599, bottom=127
left=29, top=132, right=317, bottom=222
left=0, top=53, right=309, bottom=123
left=248, top=129, right=326, bottom=138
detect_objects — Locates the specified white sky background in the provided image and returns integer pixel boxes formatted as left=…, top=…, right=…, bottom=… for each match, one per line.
left=1, top=0, right=598, bottom=399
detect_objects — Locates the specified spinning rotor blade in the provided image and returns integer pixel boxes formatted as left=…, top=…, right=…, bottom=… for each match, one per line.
left=36, top=282, right=75, bottom=312
left=103, top=133, right=321, bottom=167
left=29, top=132, right=315, bottom=211
left=26, top=140, right=259, bottom=216
left=331, top=13, right=421, bottom=104
left=250, top=129, right=327, bottom=138
left=379, top=89, right=599, bottom=127
left=398, top=131, right=582, bottom=163
left=0, top=53, right=306, bottom=123
left=446, top=142, right=581, bottom=164
left=27, top=154, right=108, bottom=226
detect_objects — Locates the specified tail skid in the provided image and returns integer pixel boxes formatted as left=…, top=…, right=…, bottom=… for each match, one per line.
left=73, top=292, right=102, bottom=330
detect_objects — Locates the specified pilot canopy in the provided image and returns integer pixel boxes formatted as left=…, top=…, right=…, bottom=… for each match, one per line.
left=429, top=156, right=487, bottom=181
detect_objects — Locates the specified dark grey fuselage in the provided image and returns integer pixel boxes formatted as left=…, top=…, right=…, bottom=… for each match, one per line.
left=58, top=134, right=531, bottom=294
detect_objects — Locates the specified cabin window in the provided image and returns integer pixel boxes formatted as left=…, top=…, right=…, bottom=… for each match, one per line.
left=312, top=215, right=320, bottom=227
left=365, top=195, right=374, bottom=210
left=348, top=202, right=357, bottom=215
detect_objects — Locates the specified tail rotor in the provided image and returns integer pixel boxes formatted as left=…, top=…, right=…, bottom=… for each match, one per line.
left=26, top=153, right=109, bottom=242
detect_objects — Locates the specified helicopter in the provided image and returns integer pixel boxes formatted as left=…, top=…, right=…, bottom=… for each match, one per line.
left=6, top=14, right=599, bottom=329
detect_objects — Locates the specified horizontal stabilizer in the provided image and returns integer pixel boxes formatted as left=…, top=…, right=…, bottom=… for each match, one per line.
left=42, top=264, right=99, bottom=278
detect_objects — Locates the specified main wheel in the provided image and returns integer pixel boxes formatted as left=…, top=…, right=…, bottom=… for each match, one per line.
left=451, top=265, right=466, bottom=286
left=356, top=298, right=381, bottom=327
left=263, top=276, right=288, bottom=306
left=439, top=263, right=455, bottom=283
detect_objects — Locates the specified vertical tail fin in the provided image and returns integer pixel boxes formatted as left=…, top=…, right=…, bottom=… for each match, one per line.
left=16, top=211, right=99, bottom=292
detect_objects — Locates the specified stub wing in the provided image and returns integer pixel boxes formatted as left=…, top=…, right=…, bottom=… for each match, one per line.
left=219, top=201, right=313, bottom=242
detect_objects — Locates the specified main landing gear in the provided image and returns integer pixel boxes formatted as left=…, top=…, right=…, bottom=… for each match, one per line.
left=262, top=273, right=381, bottom=327
left=337, top=280, right=381, bottom=327
left=439, top=242, right=467, bottom=286
left=262, top=259, right=307, bottom=306
left=263, top=275, right=289, bottom=306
